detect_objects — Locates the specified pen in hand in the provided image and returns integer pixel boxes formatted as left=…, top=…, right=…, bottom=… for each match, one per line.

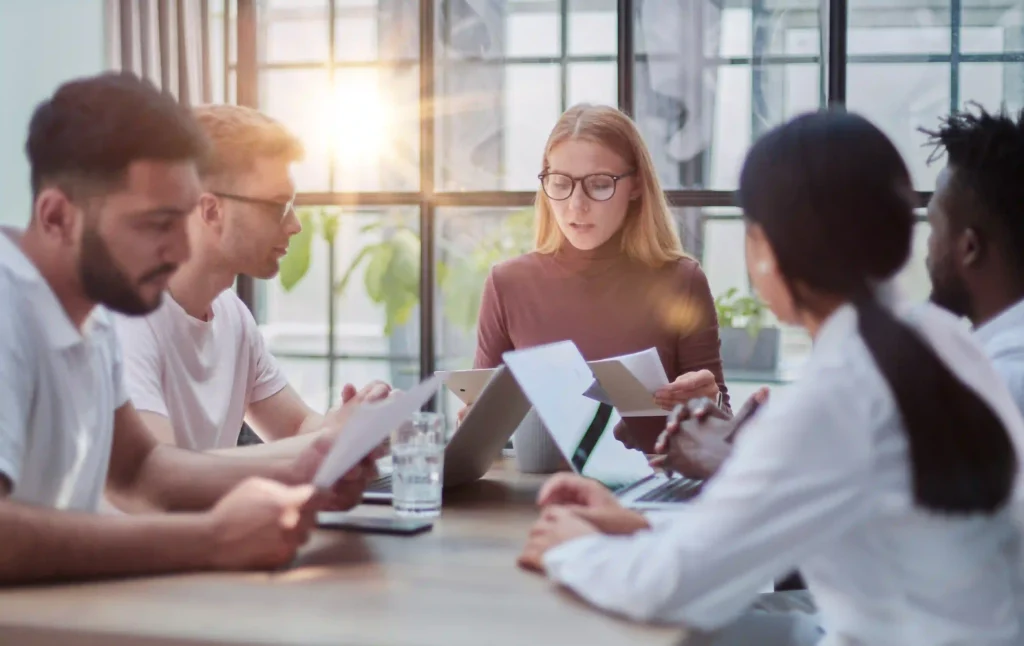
left=658, top=403, right=686, bottom=479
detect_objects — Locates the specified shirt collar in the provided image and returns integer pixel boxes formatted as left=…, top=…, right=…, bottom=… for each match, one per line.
left=974, top=298, right=1024, bottom=348
left=0, top=229, right=104, bottom=350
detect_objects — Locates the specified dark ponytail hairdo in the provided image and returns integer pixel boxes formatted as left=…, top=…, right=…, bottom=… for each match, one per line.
left=737, top=110, right=1016, bottom=515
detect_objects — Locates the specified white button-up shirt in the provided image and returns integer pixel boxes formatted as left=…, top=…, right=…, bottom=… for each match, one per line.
left=0, top=231, right=127, bottom=511
left=977, top=298, right=1024, bottom=417
left=543, top=302, right=1024, bottom=646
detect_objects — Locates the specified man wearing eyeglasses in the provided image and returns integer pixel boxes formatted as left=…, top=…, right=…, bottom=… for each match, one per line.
left=114, top=104, right=391, bottom=459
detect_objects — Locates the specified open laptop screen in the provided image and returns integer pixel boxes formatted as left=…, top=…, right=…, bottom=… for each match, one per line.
left=502, top=341, right=655, bottom=488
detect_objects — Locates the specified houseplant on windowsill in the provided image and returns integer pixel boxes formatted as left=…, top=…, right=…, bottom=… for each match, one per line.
left=714, top=287, right=779, bottom=373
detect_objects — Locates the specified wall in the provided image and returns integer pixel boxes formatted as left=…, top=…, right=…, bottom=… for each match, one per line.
left=0, top=0, right=106, bottom=226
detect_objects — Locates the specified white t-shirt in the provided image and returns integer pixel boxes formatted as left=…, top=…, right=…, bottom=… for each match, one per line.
left=114, top=290, right=288, bottom=451
left=976, top=298, right=1024, bottom=417
left=0, top=232, right=126, bottom=512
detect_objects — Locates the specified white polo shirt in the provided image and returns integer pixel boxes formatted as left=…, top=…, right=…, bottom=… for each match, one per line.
left=0, top=231, right=127, bottom=512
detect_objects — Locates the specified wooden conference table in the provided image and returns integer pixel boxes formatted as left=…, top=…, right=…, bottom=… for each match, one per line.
left=0, top=460, right=687, bottom=646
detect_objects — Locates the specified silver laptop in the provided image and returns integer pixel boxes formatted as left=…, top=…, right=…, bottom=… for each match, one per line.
left=362, top=366, right=530, bottom=503
left=501, top=341, right=703, bottom=509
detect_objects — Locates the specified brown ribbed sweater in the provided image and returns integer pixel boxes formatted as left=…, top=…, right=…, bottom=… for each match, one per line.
left=473, top=234, right=728, bottom=455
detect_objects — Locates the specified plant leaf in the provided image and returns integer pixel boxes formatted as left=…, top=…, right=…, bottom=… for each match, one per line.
left=363, top=242, right=395, bottom=302
left=278, top=209, right=315, bottom=291
left=321, top=210, right=340, bottom=245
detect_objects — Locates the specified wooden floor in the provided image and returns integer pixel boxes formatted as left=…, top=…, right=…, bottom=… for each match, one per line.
left=0, top=461, right=687, bottom=646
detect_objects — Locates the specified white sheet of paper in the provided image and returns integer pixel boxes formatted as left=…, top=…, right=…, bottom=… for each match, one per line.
left=312, top=375, right=442, bottom=489
left=601, top=347, right=670, bottom=392
left=582, top=379, right=615, bottom=406
left=587, top=348, right=670, bottom=417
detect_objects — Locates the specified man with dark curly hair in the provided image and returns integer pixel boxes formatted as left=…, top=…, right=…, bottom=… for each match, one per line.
left=923, top=104, right=1024, bottom=414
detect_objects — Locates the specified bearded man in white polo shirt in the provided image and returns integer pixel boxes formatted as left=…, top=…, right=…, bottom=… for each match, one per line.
left=924, top=104, right=1024, bottom=415
left=114, top=104, right=391, bottom=456
left=0, top=72, right=383, bottom=585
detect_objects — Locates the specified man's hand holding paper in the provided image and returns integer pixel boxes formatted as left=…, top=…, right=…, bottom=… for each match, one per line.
left=284, top=378, right=440, bottom=513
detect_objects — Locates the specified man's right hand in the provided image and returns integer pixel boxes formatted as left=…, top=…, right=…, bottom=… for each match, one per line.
left=650, top=387, right=769, bottom=480
left=457, top=404, right=470, bottom=425
left=207, top=477, right=317, bottom=571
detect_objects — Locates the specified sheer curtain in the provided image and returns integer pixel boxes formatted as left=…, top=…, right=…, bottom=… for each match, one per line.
left=106, top=0, right=212, bottom=105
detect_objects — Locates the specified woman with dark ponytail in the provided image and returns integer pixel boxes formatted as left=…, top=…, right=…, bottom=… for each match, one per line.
left=516, top=111, right=1024, bottom=645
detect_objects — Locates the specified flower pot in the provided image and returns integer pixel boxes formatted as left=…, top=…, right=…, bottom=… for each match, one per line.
left=719, top=327, right=780, bottom=372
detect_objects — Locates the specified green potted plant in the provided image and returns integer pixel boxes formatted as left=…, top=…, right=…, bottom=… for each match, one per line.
left=714, top=287, right=779, bottom=372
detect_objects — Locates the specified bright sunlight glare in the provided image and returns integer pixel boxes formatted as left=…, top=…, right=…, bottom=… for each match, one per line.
left=308, top=73, right=395, bottom=168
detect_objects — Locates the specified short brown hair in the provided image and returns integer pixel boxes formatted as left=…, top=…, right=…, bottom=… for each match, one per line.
left=191, top=104, right=304, bottom=182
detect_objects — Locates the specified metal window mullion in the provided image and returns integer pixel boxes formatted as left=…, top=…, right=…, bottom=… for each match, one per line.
left=951, top=0, right=961, bottom=113
left=418, top=0, right=436, bottom=397
left=616, top=0, right=634, bottom=116
left=827, top=0, right=847, bottom=108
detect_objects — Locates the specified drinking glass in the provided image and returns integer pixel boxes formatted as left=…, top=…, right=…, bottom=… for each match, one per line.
left=391, top=411, right=445, bottom=517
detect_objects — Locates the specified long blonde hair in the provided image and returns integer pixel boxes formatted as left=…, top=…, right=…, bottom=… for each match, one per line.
left=534, top=104, right=684, bottom=266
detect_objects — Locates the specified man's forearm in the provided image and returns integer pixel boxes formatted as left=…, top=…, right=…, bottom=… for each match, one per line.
left=0, top=501, right=214, bottom=585
left=125, top=446, right=298, bottom=512
left=208, top=429, right=323, bottom=459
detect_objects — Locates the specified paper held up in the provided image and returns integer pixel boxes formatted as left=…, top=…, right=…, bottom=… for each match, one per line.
left=313, top=375, right=442, bottom=489
left=586, top=348, right=670, bottom=417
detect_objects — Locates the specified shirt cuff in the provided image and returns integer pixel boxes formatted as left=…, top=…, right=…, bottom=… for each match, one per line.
left=643, top=509, right=682, bottom=532
left=542, top=533, right=615, bottom=581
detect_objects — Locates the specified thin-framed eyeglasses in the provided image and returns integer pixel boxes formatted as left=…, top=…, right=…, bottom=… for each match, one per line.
left=538, top=171, right=635, bottom=202
left=212, top=191, right=296, bottom=222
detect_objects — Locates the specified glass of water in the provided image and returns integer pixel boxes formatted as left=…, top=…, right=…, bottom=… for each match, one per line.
left=391, top=411, right=445, bottom=518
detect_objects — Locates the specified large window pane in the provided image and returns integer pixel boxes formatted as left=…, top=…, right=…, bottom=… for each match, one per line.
left=848, top=1, right=951, bottom=55
left=568, top=0, right=617, bottom=57
left=263, top=0, right=330, bottom=64
left=568, top=61, right=617, bottom=107
left=332, top=65, right=421, bottom=191
left=961, top=0, right=1024, bottom=54
left=960, top=62, right=1024, bottom=114
left=434, top=0, right=618, bottom=191
left=261, top=206, right=420, bottom=408
left=506, top=2, right=559, bottom=57
left=847, top=64, right=950, bottom=190
left=635, top=1, right=824, bottom=190
left=259, top=65, right=420, bottom=193
left=334, top=0, right=419, bottom=62
left=434, top=206, right=538, bottom=426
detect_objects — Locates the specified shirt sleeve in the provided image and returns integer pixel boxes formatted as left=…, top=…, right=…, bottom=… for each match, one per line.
left=0, top=287, right=36, bottom=490
left=241, top=302, right=288, bottom=403
left=676, top=262, right=729, bottom=409
left=542, top=375, right=875, bottom=630
left=473, top=268, right=515, bottom=369
left=115, top=315, right=168, bottom=417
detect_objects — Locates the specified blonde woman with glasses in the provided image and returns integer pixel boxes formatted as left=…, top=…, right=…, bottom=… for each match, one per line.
left=469, top=104, right=728, bottom=472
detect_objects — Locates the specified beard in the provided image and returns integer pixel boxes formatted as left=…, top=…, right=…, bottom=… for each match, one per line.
left=79, top=224, right=175, bottom=316
left=929, top=262, right=973, bottom=319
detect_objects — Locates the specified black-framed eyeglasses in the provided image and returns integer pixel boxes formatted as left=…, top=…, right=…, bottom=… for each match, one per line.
left=212, top=192, right=296, bottom=222
left=538, top=171, right=635, bottom=202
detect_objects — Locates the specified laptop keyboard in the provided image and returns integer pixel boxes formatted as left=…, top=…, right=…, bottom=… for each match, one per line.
left=366, top=475, right=393, bottom=494
left=635, top=477, right=703, bottom=503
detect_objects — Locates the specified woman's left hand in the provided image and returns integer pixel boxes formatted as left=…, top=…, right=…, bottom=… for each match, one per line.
left=518, top=507, right=600, bottom=573
left=654, top=369, right=720, bottom=410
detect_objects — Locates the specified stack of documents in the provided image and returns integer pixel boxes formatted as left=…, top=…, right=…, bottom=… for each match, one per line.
left=584, top=348, right=669, bottom=417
